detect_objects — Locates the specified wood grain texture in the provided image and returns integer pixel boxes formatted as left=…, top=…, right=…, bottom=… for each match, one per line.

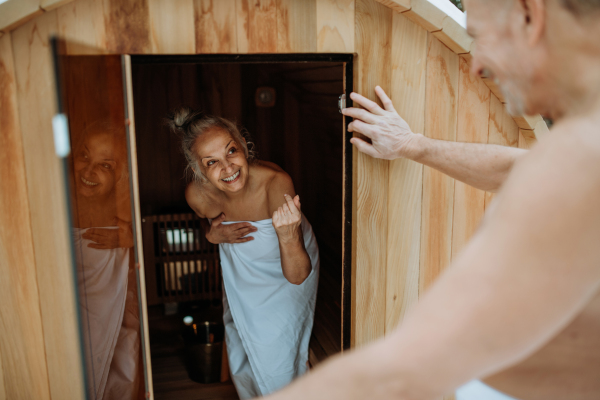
left=40, top=0, right=74, bottom=11
left=194, top=0, right=237, bottom=53
left=123, top=55, right=155, bottom=397
left=11, top=11, right=85, bottom=400
left=353, top=0, right=392, bottom=346
left=375, top=0, right=411, bottom=12
left=451, top=56, right=490, bottom=258
left=432, top=15, right=472, bottom=54
left=385, top=12, right=426, bottom=332
left=0, top=31, right=51, bottom=400
left=0, top=0, right=43, bottom=32
left=316, top=0, right=354, bottom=52
left=420, top=34, right=458, bottom=293
left=103, top=0, right=151, bottom=53
left=276, top=0, right=317, bottom=52
left=148, top=0, right=195, bottom=53
left=403, top=0, right=447, bottom=32
left=57, top=0, right=108, bottom=54
left=236, top=0, right=277, bottom=53
left=485, top=94, right=518, bottom=208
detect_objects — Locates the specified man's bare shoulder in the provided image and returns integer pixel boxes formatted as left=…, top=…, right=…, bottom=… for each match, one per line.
left=185, top=181, right=220, bottom=218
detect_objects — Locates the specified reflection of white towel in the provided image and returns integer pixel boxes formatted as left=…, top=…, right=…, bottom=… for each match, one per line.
left=456, top=380, right=520, bottom=400
left=219, top=215, right=319, bottom=398
left=73, top=227, right=129, bottom=400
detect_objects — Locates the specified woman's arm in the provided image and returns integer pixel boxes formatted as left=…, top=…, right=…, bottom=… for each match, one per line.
left=269, top=172, right=312, bottom=285
left=344, top=87, right=526, bottom=193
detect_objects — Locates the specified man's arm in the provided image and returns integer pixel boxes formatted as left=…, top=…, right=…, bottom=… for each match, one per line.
left=263, top=125, right=600, bottom=399
left=344, top=87, right=526, bottom=192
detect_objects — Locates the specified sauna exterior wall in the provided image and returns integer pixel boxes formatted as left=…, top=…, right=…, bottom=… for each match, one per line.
left=0, top=0, right=541, bottom=399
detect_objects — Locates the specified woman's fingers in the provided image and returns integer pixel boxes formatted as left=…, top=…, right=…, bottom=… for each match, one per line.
left=211, top=212, right=226, bottom=226
left=294, top=195, right=301, bottom=211
left=284, top=194, right=300, bottom=215
left=230, top=222, right=255, bottom=231
left=233, top=236, right=254, bottom=243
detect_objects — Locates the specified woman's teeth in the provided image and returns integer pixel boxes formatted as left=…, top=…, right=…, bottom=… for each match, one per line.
left=222, top=171, right=240, bottom=182
left=81, top=177, right=99, bottom=186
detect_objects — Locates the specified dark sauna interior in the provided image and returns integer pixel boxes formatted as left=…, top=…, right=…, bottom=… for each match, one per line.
left=132, top=60, right=344, bottom=399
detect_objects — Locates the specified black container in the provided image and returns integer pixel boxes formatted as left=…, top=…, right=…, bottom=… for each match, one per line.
left=183, top=320, right=225, bottom=384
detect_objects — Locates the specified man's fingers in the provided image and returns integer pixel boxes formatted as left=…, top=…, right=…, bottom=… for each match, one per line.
left=375, top=86, right=396, bottom=113
left=350, top=137, right=380, bottom=158
left=349, top=120, right=377, bottom=138
left=349, top=92, right=385, bottom=116
left=342, top=107, right=379, bottom=124
left=230, top=222, right=254, bottom=231
left=212, top=213, right=226, bottom=226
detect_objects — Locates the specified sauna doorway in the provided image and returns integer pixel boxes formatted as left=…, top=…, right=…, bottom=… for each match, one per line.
left=131, top=54, right=353, bottom=399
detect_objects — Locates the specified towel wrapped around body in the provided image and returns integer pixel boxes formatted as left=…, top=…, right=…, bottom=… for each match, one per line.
left=218, top=214, right=319, bottom=398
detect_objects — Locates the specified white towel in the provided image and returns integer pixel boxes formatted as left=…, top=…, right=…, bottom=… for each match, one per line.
left=73, top=227, right=130, bottom=400
left=219, top=214, right=319, bottom=398
left=456, top=380, right=520, bottom=400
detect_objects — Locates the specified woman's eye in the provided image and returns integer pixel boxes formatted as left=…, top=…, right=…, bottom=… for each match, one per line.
left=102, top=163, right=111, bottom=169
left=207, top=160, right=215, bottom=166
left=228, top=148, right=236, bottom=154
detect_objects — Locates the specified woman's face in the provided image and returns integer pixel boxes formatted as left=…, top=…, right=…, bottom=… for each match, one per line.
left=193, top=127, right=249, bottom=193
left=73, top=131, right=124, bottom=198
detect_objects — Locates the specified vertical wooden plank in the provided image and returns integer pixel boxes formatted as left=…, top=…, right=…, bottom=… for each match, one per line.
left=123, top=55, right=155, bottom=397
left=57, top=0, right=108, bottom=54
left=148, top=0, right=195, bottom=53
left=352, top=0, right=392, bottom=347
left=276, top=0, right=317, bottom=52
left=451, top=56, right=490, bottom=257
left=194, top=0, right=237, bottom=53
left=385, top=13, right=427, bottom=332
left=316, top=0, right=354, bottom=52
left=485, top=94, right=519, bottom=208
left=419, top=34, right=458, bottom=293
left=11, top=11, right=85, bottom=400
left=236, top=0, right=277, bottom=53
left=103, top=0, right=151, bottom=53
left=0, top=32, right=52, bottom=400
left=0, top=0, right=43, bottom=33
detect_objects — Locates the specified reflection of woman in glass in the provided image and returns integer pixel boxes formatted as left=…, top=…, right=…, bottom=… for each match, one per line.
left=70, top=121, right=140, bottom=400
left=167, top=109, right=320, bottom=399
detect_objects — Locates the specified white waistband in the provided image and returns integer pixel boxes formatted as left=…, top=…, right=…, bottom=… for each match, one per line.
left=456, top=380, right=519, bottom=400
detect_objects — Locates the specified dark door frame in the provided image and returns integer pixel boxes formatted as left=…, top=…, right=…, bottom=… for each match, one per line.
left=131, top=53, right=354, bottom=351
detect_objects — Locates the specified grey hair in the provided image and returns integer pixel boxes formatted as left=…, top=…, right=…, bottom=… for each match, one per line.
left=165, top=107, right=256, bottom=183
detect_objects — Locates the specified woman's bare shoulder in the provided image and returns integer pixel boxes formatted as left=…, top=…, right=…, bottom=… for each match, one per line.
left=252, top=162, right=296, bottom=213
left=185, top=181, right=220, bottom=218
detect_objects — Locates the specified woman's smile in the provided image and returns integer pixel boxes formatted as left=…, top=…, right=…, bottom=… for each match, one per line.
left=222, top=170, right=240, bottom=184
left=81, top=176, right=100, bottom=187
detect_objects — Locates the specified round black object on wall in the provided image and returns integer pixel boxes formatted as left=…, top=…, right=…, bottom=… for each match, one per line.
left=255, top=86, right=276, bottom=107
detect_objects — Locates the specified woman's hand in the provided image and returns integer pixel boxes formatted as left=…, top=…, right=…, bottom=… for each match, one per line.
left=82, top=217, right=134, bottom=249
left=206, top=213, right=257, bottom=244
left=343, top=86, right=423, bottom=160
left=272, top=194, right=302, bottom=243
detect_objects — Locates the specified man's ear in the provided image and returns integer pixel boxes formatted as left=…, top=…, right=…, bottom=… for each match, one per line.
left=519, top=0, right=546, bottom=47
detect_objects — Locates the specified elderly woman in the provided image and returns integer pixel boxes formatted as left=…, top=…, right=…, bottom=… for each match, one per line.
left=167, top=108, right=320, bottom=399
left=70, top=122, right=141, bottom=400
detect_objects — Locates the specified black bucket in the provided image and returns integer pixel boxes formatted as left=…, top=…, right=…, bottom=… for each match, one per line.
left=183, top=319, right=225, bottom=384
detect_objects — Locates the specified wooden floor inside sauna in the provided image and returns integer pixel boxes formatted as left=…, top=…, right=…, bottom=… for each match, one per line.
left=148, top=264, right=340, bottom=399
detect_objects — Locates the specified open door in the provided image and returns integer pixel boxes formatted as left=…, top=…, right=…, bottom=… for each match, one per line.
left=52, top=40, right=152, bottom=400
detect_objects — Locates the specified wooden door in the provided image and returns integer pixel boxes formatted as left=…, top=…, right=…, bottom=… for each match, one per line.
left=52, top=42, right=153, bottom=399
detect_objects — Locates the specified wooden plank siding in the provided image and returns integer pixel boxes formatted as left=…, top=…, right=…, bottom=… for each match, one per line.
left=0, top=32, right=52, bottom=400
left=352, top=0, right=392, bottom=347
left=385, top=12, right=427, bottom=332
left=11, top=11, right=86, bottom=400
left=451, top=56, right=490, bottom=258
left=419, top=34, right=459, bottom=293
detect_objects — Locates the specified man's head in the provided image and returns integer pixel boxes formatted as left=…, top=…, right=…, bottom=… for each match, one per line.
left=464, top=0, right=600, bottom=120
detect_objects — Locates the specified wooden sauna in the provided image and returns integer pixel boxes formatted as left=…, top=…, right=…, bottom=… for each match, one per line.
left=0, top=0, right=549, bottom=399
